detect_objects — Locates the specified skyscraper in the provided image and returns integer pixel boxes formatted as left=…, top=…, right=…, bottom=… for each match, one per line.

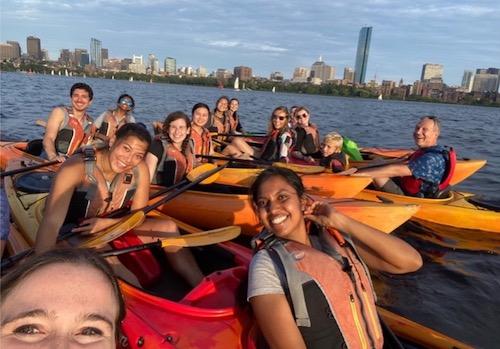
left=234, top=66, right=253, bottom=81
left=6, top=41, right=21, bottom=59
left=26, top=36, right=42, bottom=60
left=343, top=67, right=354, bottom=83
left=461, top=70, right=474, bottom=92
left=354, top=27, right=372, bottom=84
left=90, top=38, right=102, bottom=67
left=164, top=57, right=176, bottom=75
left=421, top=64, right=443, bottom=81
left=310, top=56, right=335, bottom=83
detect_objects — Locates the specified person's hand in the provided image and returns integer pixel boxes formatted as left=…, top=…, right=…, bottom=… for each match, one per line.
left=304, top=200, right=336, bottom=226
left=279, top=156, right=289, bottom=163
left=49, top=155, right=67, bottom=163
left=71, top=218, right=117, bottom=235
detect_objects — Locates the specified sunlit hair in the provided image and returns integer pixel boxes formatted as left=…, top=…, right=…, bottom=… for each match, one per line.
left=0, top=248, right=125, bottom=340
left=162, top=111, right=192, bottom=155
left=115, top=122, right=152, bottom=147
left=420, top=115, right=441, bottom=133
left=70, top=82, right=94, bottom=100
left=322, top=131, right=343, bottom=150
left=250, top=167, right=305, bottom=207
left=267, top=106, right=290, bottom=134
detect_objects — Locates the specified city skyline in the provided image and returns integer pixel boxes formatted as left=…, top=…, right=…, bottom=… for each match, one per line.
left=2, top=0, right=500, bottom=86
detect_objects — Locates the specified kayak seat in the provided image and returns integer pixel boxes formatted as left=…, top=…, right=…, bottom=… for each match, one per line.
left=111, top=232, right=162, bottom=288
left=25, top=139, right=44, bottom=156
left=179, top=266, right=247, bottom=308
left=15, top=171, right=54, bottom=193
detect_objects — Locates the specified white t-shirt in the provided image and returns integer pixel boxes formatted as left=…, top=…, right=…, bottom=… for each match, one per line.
left=247, top=249, right=285, bottom=301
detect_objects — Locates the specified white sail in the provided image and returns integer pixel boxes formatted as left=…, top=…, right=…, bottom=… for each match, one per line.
left=51, top=70, right=54, bottom=75
left=65, top=69, right=68, bottom=77
left=378, top=94, right=383, bottom=100
left=234, top=77, right=240, bottom=90
left=112, top=75, right=115, bottom=80
left=272, top=86, right=276, bottom=93
left=58, top=71, right=61, bottom=76
left=129, top=76, right=134, bottom=82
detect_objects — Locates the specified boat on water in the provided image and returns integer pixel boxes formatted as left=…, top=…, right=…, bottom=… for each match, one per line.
left=378, top=94, right=383, bottom=100
left=50, top=69, right=54, bottom=75
left=129, top=76, right=134, bottom=82
left=234, top=77, right=240, bottom=91
left=65, top=69, right=68, bottom=77
left=272, top=86, right=276, bottom=93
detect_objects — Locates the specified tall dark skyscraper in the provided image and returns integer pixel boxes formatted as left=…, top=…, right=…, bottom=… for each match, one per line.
left=26, top=36, right=42, bottom=60
left=354, top=27, right=372, bottom=84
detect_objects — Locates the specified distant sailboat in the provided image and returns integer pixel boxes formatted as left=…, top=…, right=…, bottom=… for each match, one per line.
left=51, top=70, right=54, bottom=76
left=149, top=78, right=153, bottom=83
left=112, top=75, right=115, bottom=80
left=64, top=69, right=68, bottom=77
left=378, top=94, right=383, bottom=101
left=58, top=71, right=61, bottom=76
left=129, top=76, right=134, bottom=82
left=272, top=86, right=276, bottom=93
left=242, top=82, right=246, bottom=90
left=234, top=77, right=240, bottom=91
left=83, top=73, right=86, bottom=78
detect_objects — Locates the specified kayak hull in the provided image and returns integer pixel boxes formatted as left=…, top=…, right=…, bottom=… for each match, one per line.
left=355, top=189, right=500, bottom=233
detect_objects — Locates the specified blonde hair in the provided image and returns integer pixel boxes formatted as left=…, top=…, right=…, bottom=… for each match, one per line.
left=322, top=131, right=343, bottom=150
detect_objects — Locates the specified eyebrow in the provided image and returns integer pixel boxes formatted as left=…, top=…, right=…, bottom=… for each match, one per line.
left=1, top=309, right=48, bottom=325
left=80, top=313, right=114, bottom=328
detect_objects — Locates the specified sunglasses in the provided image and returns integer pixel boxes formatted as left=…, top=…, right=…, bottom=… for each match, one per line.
left=272, top=114, right=287, bottom=121
left=119, top=98, right=134, bottom=108
left=297, top=113, right=309, bottom=119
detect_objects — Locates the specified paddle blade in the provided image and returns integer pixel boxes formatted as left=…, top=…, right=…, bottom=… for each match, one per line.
left=160, top=226, right=241, bottom=248
left=186, top=163, right=220, bottom=184
left=75, top=211, right=146, bottom=248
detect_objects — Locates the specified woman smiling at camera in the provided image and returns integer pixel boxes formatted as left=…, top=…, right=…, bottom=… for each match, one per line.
left=248, top=167, right=422, bottom=349
left=1, top=248, right=125, bottom=348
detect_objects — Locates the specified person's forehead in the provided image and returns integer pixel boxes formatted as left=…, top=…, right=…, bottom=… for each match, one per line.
left=72, top=88, right=89, bottom=96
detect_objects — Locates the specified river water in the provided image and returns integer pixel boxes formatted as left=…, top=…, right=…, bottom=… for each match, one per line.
left=1, top=72, right=498, bottom=348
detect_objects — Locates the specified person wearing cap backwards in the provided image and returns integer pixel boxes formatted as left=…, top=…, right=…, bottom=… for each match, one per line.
left=94, top=94, right=137, bottom=146
left=42, top=82, right=95, bottom=162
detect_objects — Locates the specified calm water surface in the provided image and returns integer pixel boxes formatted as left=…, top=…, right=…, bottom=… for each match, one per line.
left=1, top=72, right=499, bottom=348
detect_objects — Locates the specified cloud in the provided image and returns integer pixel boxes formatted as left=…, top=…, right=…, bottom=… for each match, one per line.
left=207, top=40, right=288, bottom=53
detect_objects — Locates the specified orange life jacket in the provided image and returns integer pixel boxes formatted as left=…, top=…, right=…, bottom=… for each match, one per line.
left=252, top=225, right=383, bottom=349
left=153, top=137, right=194, bottom=186
left=399, top=146, right=456, bottom=198
left=55, top=106, right=94, bottom=156
left=190, top=127, right=212, bottom=157
left=97, top=110, right=133, bottom=138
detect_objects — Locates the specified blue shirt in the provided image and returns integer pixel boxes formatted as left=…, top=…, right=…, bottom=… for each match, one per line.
left=408, top=145, right=446, bottom=193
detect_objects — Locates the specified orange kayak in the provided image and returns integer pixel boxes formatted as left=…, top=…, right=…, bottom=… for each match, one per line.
left=216, top=167, right=372, bottom=198
left=355, top=189, right=500, bottom=233
left=153, top=189, right=419, bottom=236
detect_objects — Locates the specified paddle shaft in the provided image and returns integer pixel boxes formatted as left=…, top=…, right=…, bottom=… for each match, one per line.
left=196, top=154, right=272, bottom=166
left=211, top=132, right=266, bottom=138
left=355, top=155, right=410, bottom=170
left=0, top=160, right=60, bottom=178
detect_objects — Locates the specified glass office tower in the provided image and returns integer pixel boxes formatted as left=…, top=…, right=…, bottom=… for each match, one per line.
left=354, top=27, right=372, bottom=84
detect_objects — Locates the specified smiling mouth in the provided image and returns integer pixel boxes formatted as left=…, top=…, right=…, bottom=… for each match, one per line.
left=271, top=215, right=287, bottom=225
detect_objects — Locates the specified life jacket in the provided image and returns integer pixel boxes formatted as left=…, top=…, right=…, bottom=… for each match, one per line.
left=97, top=110, right=133, bottom=138
left=153, top=137, right=194, bottom=187
left=227, top=111, right=240, bottom=133
left=320, top=152, right=348, bottom=173
left=251, top=224, right=383, bottom=349
left=55, top=106, right=95, bottom=156
left=191, top=127, right=212, bottom=157
left=294, top=123, right=320, bottom=155
left=260, top=129, right=293, bottom=161
left=64, top=148, right=138, bottom=223
left=399, top=146, right=456, bottom=198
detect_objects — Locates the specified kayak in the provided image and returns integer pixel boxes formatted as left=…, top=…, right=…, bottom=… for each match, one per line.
left=153, top=188, right=419, bottom=236
left=355, top=189, right=500, bottom=233
left=4, top=217, right=473, bottom=349
left=356, top=147, right=487, bottom=186
left=216, top=167, right=372, bottom=198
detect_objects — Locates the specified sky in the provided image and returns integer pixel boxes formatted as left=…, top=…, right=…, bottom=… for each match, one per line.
left=1, top=0, right=500, bottom=86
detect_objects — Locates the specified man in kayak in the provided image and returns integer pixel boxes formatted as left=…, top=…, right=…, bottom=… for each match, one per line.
left=350, top=116, right=450, bottom=198
left=42, top=82, right=95, bottom=162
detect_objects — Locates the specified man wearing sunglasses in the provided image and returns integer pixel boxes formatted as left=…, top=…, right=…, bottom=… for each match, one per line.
left=94, top=94, right=136, bottom=145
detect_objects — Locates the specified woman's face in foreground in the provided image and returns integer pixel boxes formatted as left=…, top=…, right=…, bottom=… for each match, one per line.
left=1, top=263, right=119, bottom=348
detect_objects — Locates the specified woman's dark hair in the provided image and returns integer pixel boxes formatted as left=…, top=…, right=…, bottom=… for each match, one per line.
left=162, top=111, right=192, bottom=155
left=268, top=106, right=290, bottom=134
left=250, top=167, right=305, bottom=206
left=0, top=248, right=126, bottom=339
left=192, top=102, right=211, bottom=116
left=115, top=122, right=152, bottom=147
left=70, top=82, right=94, bottom=101
left=229, top=98, right=239, bottom=105
left=117, top=94, right=135, bottom=109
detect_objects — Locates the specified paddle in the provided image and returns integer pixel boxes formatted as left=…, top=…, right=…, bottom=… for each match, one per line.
left=100, top=226, right=240, bottom=257
left=74, top=162, right=231, bottom=248
left=0, top=159, right=60, bottom=178
left=35, top=119, right=47, bottom=127
left=196, top=154, right=326, bottom=174
left=348, top=155, right=410, bottom=171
